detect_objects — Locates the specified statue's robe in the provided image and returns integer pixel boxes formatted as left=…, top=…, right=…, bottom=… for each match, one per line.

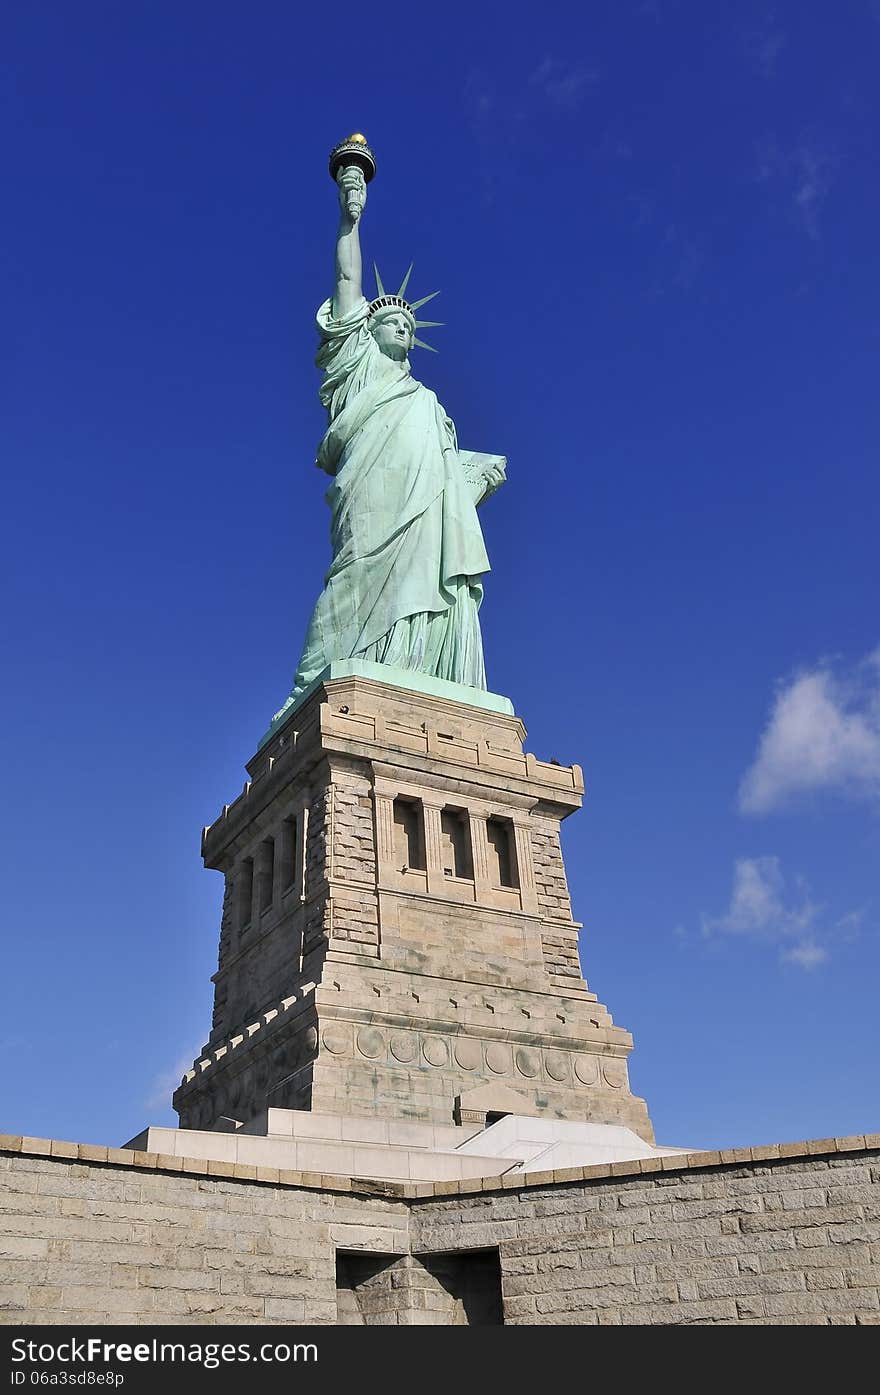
left=281, top=297, right=491, bottom=709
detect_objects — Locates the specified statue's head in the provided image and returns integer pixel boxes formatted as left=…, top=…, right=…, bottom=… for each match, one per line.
left=368, top=266, right=441, bottom=357
left=369, top=305, right=415, bottom=362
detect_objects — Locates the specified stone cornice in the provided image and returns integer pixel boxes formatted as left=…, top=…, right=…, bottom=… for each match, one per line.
left=3, top=1131, right=877, bottom=1202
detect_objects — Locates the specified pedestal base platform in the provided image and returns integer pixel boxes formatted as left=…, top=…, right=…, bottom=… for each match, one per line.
left=128, top=1109, right=686, bottom=1185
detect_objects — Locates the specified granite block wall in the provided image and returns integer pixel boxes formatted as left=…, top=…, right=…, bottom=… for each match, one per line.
left=1, top=1135, right=878, bottom=1325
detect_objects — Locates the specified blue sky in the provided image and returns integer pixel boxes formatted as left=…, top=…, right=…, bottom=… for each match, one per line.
left=2, top=2, right=878, bottom=1153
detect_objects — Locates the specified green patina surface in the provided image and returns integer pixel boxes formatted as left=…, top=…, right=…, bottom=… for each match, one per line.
left=267, top=141, right=506, bottom=740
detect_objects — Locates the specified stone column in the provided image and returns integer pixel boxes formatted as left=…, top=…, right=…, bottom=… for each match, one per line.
left=422, top=802, right=445, bottom=898
left=373, top=791, right=395, bottom=888
left=469, top=812, right=492, bottom=901
left=513, top=819, right=539, bottom=914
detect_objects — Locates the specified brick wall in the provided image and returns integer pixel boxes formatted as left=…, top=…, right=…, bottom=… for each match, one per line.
left=1, top=1134, right=878, bottom=1325
left=0, top=1140, right=405, bottom=1325
left=412, top=1140, right=880, bottom=1325
left=530, top=828, right=573, bottom=924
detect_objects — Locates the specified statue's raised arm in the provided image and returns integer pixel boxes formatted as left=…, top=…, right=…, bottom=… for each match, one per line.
left=332, top=165, right=366, bottom=319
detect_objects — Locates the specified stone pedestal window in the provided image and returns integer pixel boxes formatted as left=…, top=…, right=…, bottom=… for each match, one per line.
left=440, top=807, right=473, bottom=880
left=258, top=838, right=275, bottom=914
left=279, top=812, right=304, bottom=898
left=486, top=817, right=518, bottom=889
left=237, top=857, right=254, bottom=933
left=392, top=796, right=426, bottom=871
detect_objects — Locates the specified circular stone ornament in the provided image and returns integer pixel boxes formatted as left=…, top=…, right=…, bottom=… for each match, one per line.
left=486, top=1043, right=512, bottom=1075
left=453, top=1038, right=482, bottom=1071
left=321, top=1026, right=351, bottom=1057
left=356, top=1027, right=385, bottom=1060
left=515, top=1047, right=540, bottom=1078
left=422, top=1037, right=449, bottom=1068
left=602, top=1059, right=627, bottom=1089
left=574, top=1055, right=599, bottom=1086
left=544, top=1051, right=569, bottom=1082
left=390, top=1033, right=418, bottom=1063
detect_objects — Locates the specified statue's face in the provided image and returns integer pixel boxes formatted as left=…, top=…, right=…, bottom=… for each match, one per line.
left=370, top=310, right=414, bottom=361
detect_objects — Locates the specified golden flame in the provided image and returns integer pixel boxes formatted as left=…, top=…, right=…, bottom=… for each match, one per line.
left=346, top=133, right=368, bottom=144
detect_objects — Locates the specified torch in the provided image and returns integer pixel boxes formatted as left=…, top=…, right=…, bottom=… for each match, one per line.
left=328, top=133, right=376, bottom=222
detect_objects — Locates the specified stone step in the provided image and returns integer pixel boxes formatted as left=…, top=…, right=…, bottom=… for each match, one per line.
left=125, top=1122, right=514, bottom=1184
left=454, top=1115, right=691, bottom=1172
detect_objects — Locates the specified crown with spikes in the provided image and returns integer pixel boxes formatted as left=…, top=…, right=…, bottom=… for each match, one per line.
left=368, top=263, right=443, bottom=351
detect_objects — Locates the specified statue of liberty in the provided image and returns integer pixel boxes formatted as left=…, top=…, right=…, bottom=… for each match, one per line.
left=269, top=136, right=506, bottom=730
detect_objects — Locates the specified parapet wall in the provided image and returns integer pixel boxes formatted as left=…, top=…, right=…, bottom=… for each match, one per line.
left=1, top=1132, right=878, bottom=1325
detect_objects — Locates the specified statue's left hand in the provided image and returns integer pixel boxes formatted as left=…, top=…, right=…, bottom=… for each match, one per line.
left=457, top=450, right=506, bottom=505
left=483, top=459, right=507, bottom=494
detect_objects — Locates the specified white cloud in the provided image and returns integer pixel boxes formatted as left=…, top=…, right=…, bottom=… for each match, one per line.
left=701, top=857, right=861, bottom=970
left=756, top=137, right=838, bottom=241
left=834, top=910, right=865, bottom=941
left=528, top=58, right=599, bottom=113
left=739, top=651, right=880, bottom=813
left=780, top=941, right=827, bottom=970
left=703, top=856, right=815, bottom=939
left=792, top=145, right=835, bottom=242
left=744, top=18, right=787, bottom=78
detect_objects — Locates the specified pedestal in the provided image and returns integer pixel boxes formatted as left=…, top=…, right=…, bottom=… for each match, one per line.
left=172, top=673, right=654, bottom=1143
